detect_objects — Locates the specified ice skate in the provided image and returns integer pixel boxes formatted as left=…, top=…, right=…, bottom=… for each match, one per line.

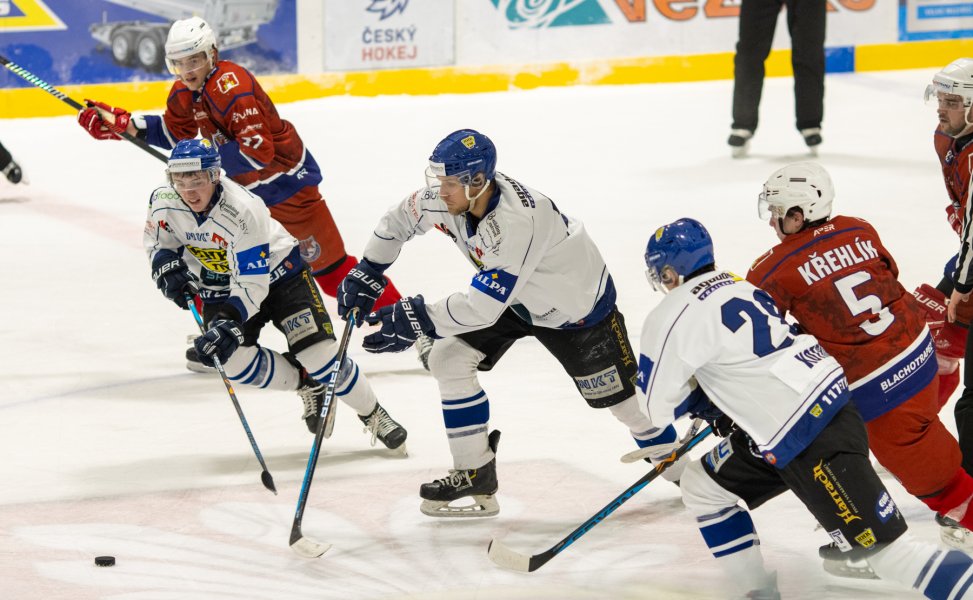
left=2, top=158, right=23, bottom=184
left=359, top=403, right=408, bottom=453
left=420, top=430, right=500, bottom=518
left=728, top=129, right=753, bottom=158
left=415, top=333, right=434, bottom=371
left=740, top=572, right=780, bottom=600
left=298, top=376, right=337, bottom=437
left=185, top=341, right=216, bottom=374
left=801, top=127, right=822, bottom=156
left=937, top=513, right=973, bottom=550
left=818, top=541, right=878, bottom=579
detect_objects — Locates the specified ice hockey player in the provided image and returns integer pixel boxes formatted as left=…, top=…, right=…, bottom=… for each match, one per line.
left=336, top=129, right=684, bottom=517
left=638, top=217, right=973, bottom=600
left=747, top=162, right=973, bottom=566
left=144, top=138, right=406, bottom=451
left=77, top=16, right=432, bottom=371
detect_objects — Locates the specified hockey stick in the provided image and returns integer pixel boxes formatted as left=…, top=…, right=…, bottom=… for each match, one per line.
left=186, top=295, right=277, bottom=495
left=0, top=54, right=169, bottom=163
left=488, top=424, right=713, bottom=573
left=289, top=309, right=358, bottom=559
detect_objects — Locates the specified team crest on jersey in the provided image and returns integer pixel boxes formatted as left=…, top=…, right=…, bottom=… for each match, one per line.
left=298, top=236, right=321, bottom=263
left=217, top=72, right=240, bottom=94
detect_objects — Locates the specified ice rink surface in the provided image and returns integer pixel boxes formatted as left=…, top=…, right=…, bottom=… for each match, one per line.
left=0, top=68, right=960, bottom=599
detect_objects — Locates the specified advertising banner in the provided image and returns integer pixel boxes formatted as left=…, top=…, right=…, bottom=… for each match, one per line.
left=323, top=0, right=454, bottom=71
left=0, top=0, right=297, bottom=89
left=900, top=0, right=973, bottom=40
left=457, top=1, right=886, bottom=65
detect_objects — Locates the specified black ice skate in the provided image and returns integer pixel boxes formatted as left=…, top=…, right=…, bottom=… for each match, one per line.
left=937, top=513, right=973, bottom=550
left=359, top=404, right=407, bottom=452
left=185, top=341, right=216, bottom=374
left=801, top=127, right=822, bottom=156
left=727, top=129, right=753, bottom=159
left=818, top=541, right=878, bottom=580
left=298, top=375, right=336, bottom=437
left=420, top=430, right=500, bottom=518
left=2, top=159, right=23, bottom=184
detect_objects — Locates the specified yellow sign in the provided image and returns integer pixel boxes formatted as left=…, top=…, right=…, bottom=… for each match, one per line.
left=0, top=0, right=66, bottom=32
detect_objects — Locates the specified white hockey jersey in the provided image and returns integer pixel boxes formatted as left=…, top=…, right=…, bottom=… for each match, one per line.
left=143, top=180, right=301, bottom=322
left=637, top=270, right=851, bottom=468
left=363, top=173, right=615, bottom=337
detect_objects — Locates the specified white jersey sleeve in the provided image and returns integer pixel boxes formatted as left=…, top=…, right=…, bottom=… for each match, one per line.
left=362, top=188, right=443, bottom=267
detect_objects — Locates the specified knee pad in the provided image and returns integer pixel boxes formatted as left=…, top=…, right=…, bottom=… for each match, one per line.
left=427, top=337, right=486, bottom=396
left=680, top=459, right=742, bottom=517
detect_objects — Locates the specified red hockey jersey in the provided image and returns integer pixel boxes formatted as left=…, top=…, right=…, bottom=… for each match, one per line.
left=747, top=216, right=934, bottom=420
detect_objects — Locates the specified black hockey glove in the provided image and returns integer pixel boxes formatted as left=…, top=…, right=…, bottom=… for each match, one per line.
left=194, top=319, right=244, bottom=367
left=151, top=256, right=199, bottom=309
left=686, top=387, right=736, bottom=438
left=362, top=295, right=438, bottom=353
left=337, top=259, right=387, bottom=325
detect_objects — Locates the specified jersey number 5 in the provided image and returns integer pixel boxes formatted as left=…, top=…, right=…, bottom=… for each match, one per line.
left=721, top=290, right=795, bottom=357
left=833, top=271, right=894, bottom=336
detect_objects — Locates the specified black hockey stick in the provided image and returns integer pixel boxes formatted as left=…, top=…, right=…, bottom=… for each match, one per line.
left=488, top=424, right=713, bottom=572
left=187, top=294, right=277, bottom=495
left=0, top=54, right=169, bottom=162
left=289, top=309, right=358, bottom=559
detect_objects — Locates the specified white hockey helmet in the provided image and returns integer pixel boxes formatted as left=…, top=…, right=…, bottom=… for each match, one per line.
left=165, top=17, right=217, bottom=75
left=758, top=162, right=834, bottom=223
left=926, top=58, right=973, bottom=108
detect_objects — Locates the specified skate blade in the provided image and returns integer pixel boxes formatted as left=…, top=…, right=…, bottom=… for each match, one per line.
left=822, top=557, right=878, bottom=580
left=420, top=494, right=499, bottom=518
left=186, top=361, right=217, bottom=375
left=731, top=144, right=750, bottom=159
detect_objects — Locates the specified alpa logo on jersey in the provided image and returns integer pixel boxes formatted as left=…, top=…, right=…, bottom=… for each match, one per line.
left=237, top=245, right=271, bottom=275
left=472, top=269, right=517, bottom=302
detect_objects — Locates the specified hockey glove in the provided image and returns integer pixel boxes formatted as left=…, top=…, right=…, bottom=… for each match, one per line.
left=78, top=99, right=131, bottom=141
left=194, top=319, right=244, bottom=367
left=363, top=295, right=437, bottom=353
left=686, top=388, right=735, bottom=438
left=337, top=259, right=387, bottom=325
left=151, top=256, right=199, bottom=309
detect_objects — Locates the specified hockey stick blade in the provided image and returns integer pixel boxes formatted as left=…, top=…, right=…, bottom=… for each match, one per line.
left=289, top=527, right=332, bottom=559
left=261, top=470, right=277, bottom=495
left=487, top=537, right=545, bottom=572
left=488, top=425, right=713, bottom=573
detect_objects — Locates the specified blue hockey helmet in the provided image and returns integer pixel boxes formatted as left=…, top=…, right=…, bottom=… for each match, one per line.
left=166, top=138, right=221, bottom=189
left=644, top=218, right=715, bottom=292
left=427, top=129, right=497, bottom=184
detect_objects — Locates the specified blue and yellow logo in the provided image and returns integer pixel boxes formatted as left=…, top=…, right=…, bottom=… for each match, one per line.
left=0, top=0, right=65, bottom=32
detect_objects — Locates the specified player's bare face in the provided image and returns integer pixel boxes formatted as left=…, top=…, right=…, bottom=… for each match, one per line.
left=171, top=53, right=211, bottom=91
left=769, top=208, right=804, bottom=241
left=172, top=171, right=216, bottom=212
left=937, top=93, right=970, bottom=136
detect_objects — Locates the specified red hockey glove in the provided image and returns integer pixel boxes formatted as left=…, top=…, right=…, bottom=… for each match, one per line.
left=913, top=283, right=966, bottom=360
left=947, top=204, right=963, bottom=237
left=77, top=99, right=131, bottom=141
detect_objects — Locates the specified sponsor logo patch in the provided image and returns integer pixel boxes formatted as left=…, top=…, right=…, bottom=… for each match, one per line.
left=876, top=491, right=897, bottom=523
left=855, top=528, right=876, bottom=549
left=236, top=244, right=270, bottom=275
left=574, top=365, right=624, bottom=400
left=704, top=438, right=733, bottom=473
left=828, top=529, right=853, bottom=552
left=282, top=308, right=318, bottom=345
left=471, top=268, right=517, bottom=302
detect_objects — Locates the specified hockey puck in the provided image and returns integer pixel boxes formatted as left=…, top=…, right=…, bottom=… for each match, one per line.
left=94, top=556, right=115, bottom=567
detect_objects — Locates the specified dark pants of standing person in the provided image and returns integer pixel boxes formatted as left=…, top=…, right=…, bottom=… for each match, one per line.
left=731, top=0, right=826, bottom=134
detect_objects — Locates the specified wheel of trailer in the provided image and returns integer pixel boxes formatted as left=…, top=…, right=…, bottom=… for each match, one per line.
left=136, top=29, right=166, bottom=72
left=110, top=29, right=137, bottom=66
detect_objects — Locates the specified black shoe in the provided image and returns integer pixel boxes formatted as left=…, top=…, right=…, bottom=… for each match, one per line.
left=419, top=430, right=500, bottom=517
left=359, top=404, right=407, bottom=450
